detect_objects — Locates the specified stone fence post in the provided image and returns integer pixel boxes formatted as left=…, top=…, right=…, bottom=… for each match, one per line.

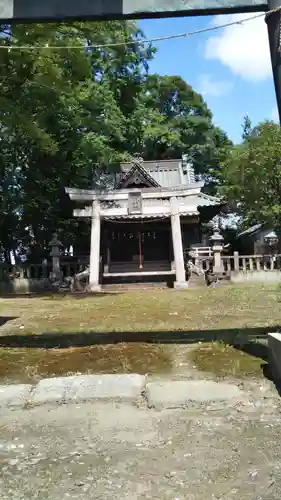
left=49, top=233, right=62, bottom=281
left=233, top=251, right=239, bottom=272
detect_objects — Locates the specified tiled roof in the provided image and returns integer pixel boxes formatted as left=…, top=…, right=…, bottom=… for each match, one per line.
left=121, top=159, right=181, bottom=172
left=117, top=161, right=160, bottom=189
left=237, top=224, right=277, bottom=240
left=120, top=159, right=196, bottom=188
left=150, top=168, right=182, bottom=187
left=237, top=224, right=263, bottom=238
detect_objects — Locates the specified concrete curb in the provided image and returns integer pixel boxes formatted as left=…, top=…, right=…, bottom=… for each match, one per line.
left=0, top=374, right=147, bottom=410
left=0, top=375, right=247, bottom=411
left=145, top=380, right=244, bottom=410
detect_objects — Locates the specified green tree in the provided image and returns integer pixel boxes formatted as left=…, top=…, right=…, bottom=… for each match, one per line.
left=128, top=74, right=232, bottom=189
left=241, top=114, right=252, bottom=141
left=0, top=21, right=153, bottom=259
left=219, top=121, right=281, bottom=235
left=0, top=22, right=230, bottom=260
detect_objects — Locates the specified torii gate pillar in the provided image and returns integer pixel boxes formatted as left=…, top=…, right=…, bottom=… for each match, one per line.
left=266, top=0, right=281, bottom=124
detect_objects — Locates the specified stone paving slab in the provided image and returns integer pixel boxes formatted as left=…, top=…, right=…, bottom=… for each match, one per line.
left=0, top=384, right=33, bottom=409
left=31, top=376, right=74, bottom=405
left=31, top=374, right=146, bottom=406
left=146, top=380, right=244, bottom=409
left=66, top=373, right=146, bottom=402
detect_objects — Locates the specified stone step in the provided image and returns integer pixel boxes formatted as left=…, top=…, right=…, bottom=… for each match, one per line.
left=188, top=276, right=207, bottom=288
left=145, top=380, right=244, bottom=410
left=188, top=274, right=232, bottom=289
left=108, top=261, right=171, bottom=273
left=102, top=282, right=168, bottom=292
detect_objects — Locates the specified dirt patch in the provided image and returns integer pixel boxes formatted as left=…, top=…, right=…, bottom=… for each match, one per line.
left=190, top=341, right=266, bottom=379
left=0, top=343, right=173, bottom=384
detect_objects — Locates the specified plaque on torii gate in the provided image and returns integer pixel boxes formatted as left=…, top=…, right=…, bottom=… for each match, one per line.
left=128, top=192, right=142, bottom=215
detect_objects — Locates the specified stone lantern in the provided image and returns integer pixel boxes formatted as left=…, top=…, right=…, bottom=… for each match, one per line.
left=210, top=228, right=224, bottom=274
left=49, top=232, right=62, bottom=280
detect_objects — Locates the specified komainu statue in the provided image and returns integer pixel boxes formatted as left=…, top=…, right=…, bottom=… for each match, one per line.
left=70, top=266, right=90, bottom=291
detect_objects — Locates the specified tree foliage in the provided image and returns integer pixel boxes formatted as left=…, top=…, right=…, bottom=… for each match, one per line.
left=241, top=114, right=252, bottom=141
left=127, top=74, right=231, bottom=184
left=0, top=21, right=230, bottom=261
left=219, top=121, right=281, bottom=234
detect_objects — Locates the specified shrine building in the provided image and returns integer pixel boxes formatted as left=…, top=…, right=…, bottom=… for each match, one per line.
left=65, top=156, right=223, bottom=290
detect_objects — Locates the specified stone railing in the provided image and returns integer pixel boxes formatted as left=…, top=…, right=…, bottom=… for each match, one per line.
left=0, top=262, right=84, bottom=296
left=188, top=250, right=281, bottom=277
left=190, top=246, right=213, bottom=258
left=0, top=262, right=82, bottom=282
left=222, top=253, right=281, bottom=273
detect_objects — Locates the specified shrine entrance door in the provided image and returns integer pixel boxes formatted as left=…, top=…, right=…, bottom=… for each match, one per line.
left=109, top=222, right=171, bottom=267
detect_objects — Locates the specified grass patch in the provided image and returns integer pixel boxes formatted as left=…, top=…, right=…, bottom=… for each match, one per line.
left=190, top=342, right=265, bottom=379
left=1, top=285, right=277, bottom=384
left=0, top=284, right=280, bottom=336
left=0, top=343, right=173, bottom=384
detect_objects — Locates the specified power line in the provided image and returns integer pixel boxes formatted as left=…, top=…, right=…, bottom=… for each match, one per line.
left=0, top=8, right=277, bottom=52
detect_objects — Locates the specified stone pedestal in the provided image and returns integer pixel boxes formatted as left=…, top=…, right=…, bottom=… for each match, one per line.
left=89, top=201, right=101, bottom=292
left=170, top=197, right=188, bottom=289
left=174, top=281, right=189, bottom=290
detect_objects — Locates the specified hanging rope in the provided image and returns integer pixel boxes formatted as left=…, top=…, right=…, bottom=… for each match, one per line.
left=105, top=216, right=170, bottom=224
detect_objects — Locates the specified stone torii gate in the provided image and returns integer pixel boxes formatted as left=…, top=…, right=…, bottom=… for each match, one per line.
left=66, top=188, right=200, bottom=291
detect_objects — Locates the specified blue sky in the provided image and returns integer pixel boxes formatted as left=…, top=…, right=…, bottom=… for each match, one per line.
left=138, top=14, right=277, bottom=144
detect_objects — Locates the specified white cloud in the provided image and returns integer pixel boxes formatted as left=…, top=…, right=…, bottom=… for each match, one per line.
left=197, top=73, right=233, bottom=97
left=204, top=14, right=272, bottom=82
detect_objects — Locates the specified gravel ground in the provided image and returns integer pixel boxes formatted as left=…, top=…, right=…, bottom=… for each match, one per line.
left=1, top=382, right=281, bottom=500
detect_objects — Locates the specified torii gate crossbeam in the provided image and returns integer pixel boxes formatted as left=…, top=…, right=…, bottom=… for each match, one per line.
left=0, top=0, right=269, bottom=21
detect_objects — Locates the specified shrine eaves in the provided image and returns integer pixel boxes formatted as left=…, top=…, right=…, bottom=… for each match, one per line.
left=0, top=0, right=268, bottom=22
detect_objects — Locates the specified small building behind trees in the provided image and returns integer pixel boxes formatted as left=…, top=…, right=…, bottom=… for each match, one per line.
left=236, top=224, right=279, bottom=255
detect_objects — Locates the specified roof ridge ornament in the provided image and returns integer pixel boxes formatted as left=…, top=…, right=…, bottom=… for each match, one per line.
left=131, top=154, right=144, bottom=166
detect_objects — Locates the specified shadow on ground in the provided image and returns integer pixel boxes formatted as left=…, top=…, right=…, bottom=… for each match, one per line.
left=236, top=340, right=281, bottom=395
left=0, top=325, right=278, bottom=349
left=0, top=292, right=118, bottom=299
left=234, top=341, right=268, bottom=361
left=0, top=316, right=18, bottom=327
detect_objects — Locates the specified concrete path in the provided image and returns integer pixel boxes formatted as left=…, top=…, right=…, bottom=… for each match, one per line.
left=1, top=398, right=281, bottom=500
left=1, top=374, right=281, bottom=499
